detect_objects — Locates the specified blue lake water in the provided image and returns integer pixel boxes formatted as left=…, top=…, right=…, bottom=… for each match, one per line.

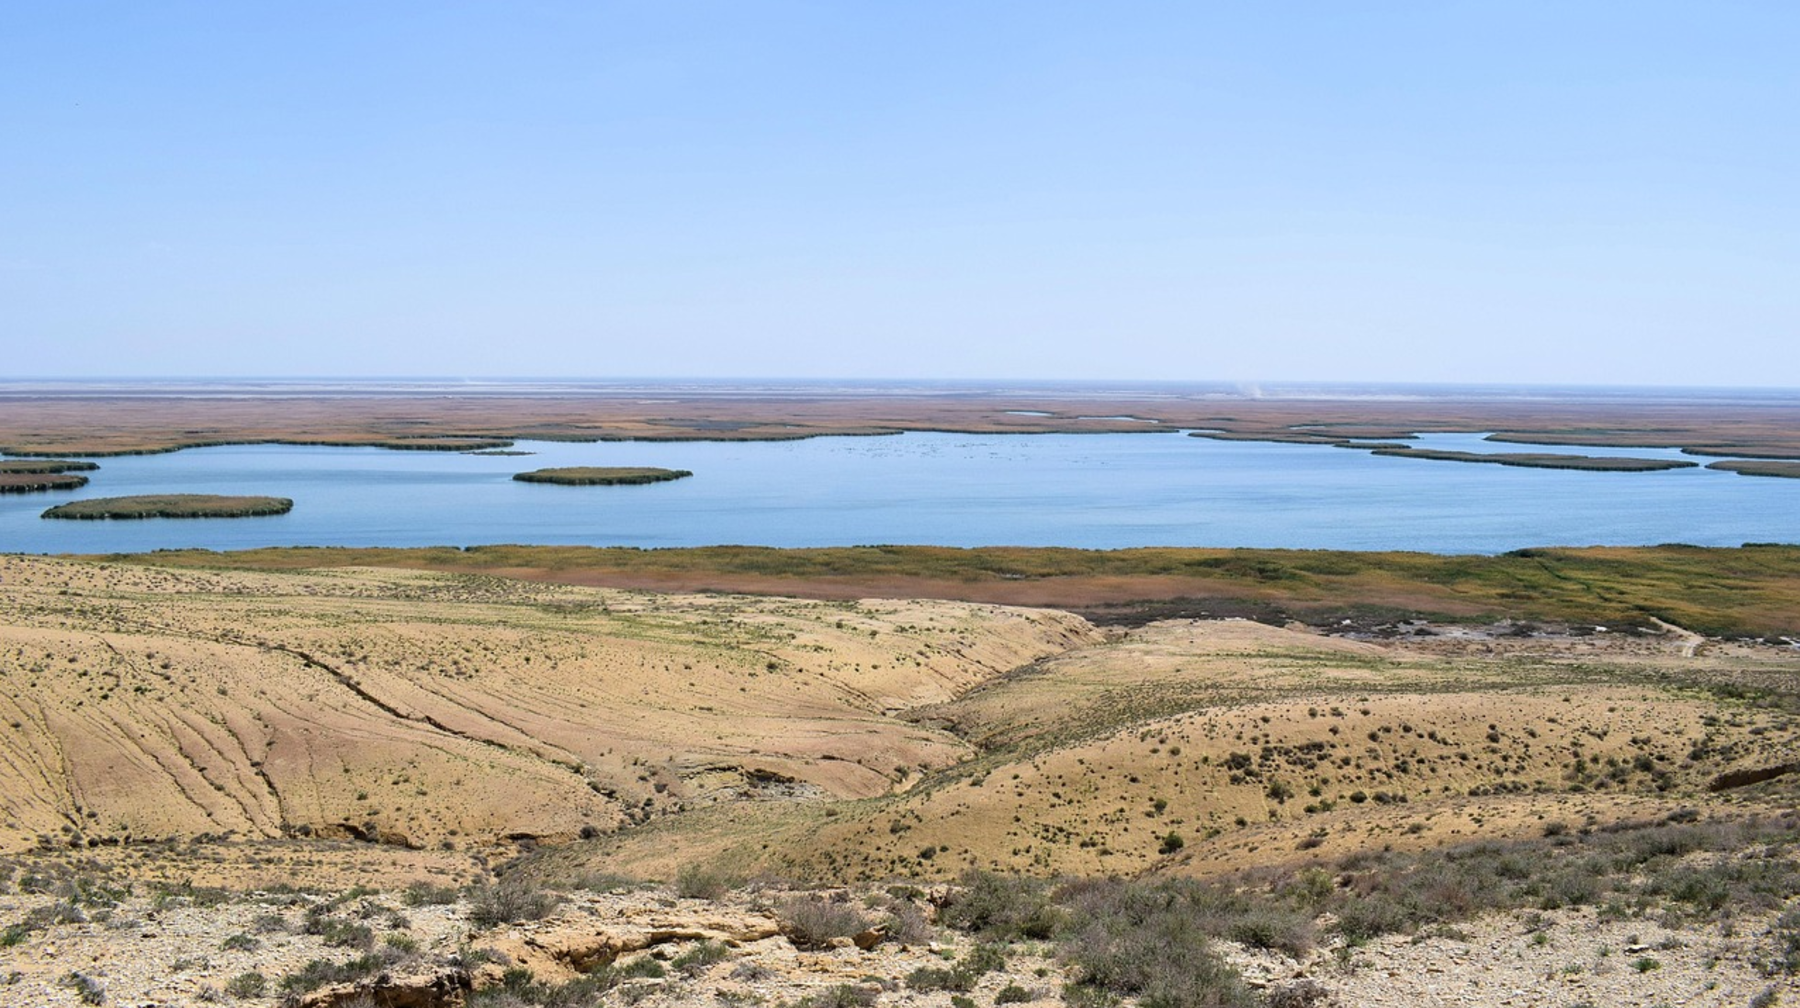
left=1, top=431, right=1794, bottom=554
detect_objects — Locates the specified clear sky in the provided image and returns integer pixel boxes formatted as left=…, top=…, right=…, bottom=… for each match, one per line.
left=3, top=2, right=1795, bottom=385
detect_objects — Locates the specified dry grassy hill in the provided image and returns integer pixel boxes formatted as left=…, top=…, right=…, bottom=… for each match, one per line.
left=2, top=553, right=1796, bottom=890
left=3, top=554, right=1799, bottom=1008
left=555, top=618, right=1800, bottom=883
left=0, top=556, right=1092, bottom=856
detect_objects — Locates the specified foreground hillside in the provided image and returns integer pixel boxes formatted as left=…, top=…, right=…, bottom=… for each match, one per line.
left=1, top=553, right=1797, bottom=1006
left=0, top=556, right=1093, bottom=854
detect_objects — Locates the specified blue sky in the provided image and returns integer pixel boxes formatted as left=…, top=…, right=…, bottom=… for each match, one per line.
left=3, top=2, right=1795, bottom=384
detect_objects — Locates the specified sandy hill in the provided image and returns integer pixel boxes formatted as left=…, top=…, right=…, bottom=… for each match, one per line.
left=0, top=555, right=1092, bottom=855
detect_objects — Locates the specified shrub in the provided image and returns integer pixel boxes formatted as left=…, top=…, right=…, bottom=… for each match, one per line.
left=224, top=972, right=266, bottom=998
left=940, top=870, right=1062, bottom=939
left=1767, top=905, right=1800, bottom=975
left=674, top=862, right=735, bottom=900
left=671, top=939, right=730, bottom=976
left=880, top=898, right=934, bottom=945
left=466, top=878, right=560, bottom=928
left=996, top=983, right=1034, bottom=1004
left=1267, top=979, right=1330, bottom=1008
left=780, top=894, right=871, bottom=950
left=1059, top=880, right=1257, bottom=1008
left=402, top=881, right=460, bottom=906
left=279, top=955, right=385, bottom=994
left=63, top=971, right=105, bottom=1005
left=797, top=984, right=879, bottom=1008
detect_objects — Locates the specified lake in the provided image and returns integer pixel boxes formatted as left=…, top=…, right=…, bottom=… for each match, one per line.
left=1, top=431, right=1794, bottom=554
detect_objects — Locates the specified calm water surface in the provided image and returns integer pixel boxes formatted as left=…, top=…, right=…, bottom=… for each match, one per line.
left=1, top=432, right=1794, bottom=554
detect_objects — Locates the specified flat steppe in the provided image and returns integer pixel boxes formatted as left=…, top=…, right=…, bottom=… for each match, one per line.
left=4, top=384, right=1800, bottom=461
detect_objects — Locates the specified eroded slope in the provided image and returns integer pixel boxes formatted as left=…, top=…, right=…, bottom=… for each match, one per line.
left=0, top=556, right=1097, bottom=853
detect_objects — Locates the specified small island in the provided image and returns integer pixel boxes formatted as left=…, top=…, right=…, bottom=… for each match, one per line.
left=1707, top=459, right=1800, bottom=479
left=0, top=458, right=101, bottom=474
left=1, top=473, right=89, bottom=493
left=512, top=466, right=693, bottom=486
left=42, top=494, right=294, bottom=520
left=1369, top=447, right=1698, bottom=472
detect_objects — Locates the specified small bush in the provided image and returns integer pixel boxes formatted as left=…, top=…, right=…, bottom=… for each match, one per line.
left=780, top=894, right=871, bottom=950
left=402, top=881, right=460, bottom=906
left=466, top=878, right=560, bottom=928
left=224, top=972, right=266, bottom=998
left=63, top=971, right=105, bottom=1005
left=941, top=871, right=1062, bottom=939
left=279, top=955, right=385, bottom=994
left=881, top=899, right=934, bottom=945
left=671, top=939, right=730, bottom=976
left=995, top=983, right=1034, bottom=1004
left=1769, top=905, right=1800, bottom=975
left=1267, top=979, right=1330, bottom=1008
left=797, top=984, right=879, bottom=1008
left=674, top=862, right=735, bottom=900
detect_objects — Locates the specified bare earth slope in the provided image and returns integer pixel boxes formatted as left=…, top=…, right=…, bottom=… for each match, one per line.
left=0, top=556, right=1095, bottom=854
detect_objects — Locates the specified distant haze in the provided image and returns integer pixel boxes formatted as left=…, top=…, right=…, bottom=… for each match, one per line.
left=3, top=3, right=1795, bottom=386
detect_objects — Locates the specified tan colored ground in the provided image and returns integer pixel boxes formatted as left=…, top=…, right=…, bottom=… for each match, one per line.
left=552, top=618, right=1800, bottom=884
left=0, top=556, right=1093, bottom=858
left=3, top=554, right=1797, bottom=888
left=0, top=867, right=1793, bottom=1008
left=2, top=556, right=1799, bottom=1006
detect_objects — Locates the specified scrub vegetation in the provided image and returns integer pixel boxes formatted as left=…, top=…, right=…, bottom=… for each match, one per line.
left=512, top=466, right=694, bottom=485
left=109, top=542, right=1800, bottom=639
left=41, top=494, right=293, bottom=519
left=1709, top=459, right=1800, bottom=479
left=1367, top=447, right=1698, bottom=472
left=0, top=473, right=88, bottom=493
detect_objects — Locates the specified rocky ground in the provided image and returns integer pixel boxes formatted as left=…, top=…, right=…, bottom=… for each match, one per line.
left=1, top=870, right=1795, bottom=1007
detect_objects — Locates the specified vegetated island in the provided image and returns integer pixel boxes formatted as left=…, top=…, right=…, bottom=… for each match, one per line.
left=1707, top=459, right=1800, bottom=479
left=0, top=458, right=100, bottom=473
left=0, top=473, right=89, bottom=493
left=1368, top=447, right=1697, bottom=472
left=512, top=466, right=693, bottom=485
left=467, top=449, right=535, bottom=456
left=41, top=494, right=294, bottom=520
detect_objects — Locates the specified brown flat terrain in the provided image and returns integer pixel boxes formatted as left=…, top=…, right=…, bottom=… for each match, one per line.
left=113, top=542, right=1800, bottom=639
left=5, top=384, right=1800, bottom=461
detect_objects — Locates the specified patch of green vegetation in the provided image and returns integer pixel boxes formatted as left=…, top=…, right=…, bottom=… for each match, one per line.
left=1707, top=459, right=1800, bottom=479
left=913, top=812, right=1800, bottom=1007
left=0, top=473, right=88, bottom=493
left=43, top=494, right=293, bottom=520
left=0, top=459, right=99, bottom=473
left=104, top=542, right=1800, bottom=638
left=1369, top=447, right=1698, bottom=472
left=512, top=466, right=693, bottom=485
left=464, top=877, right=560, bottom=928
